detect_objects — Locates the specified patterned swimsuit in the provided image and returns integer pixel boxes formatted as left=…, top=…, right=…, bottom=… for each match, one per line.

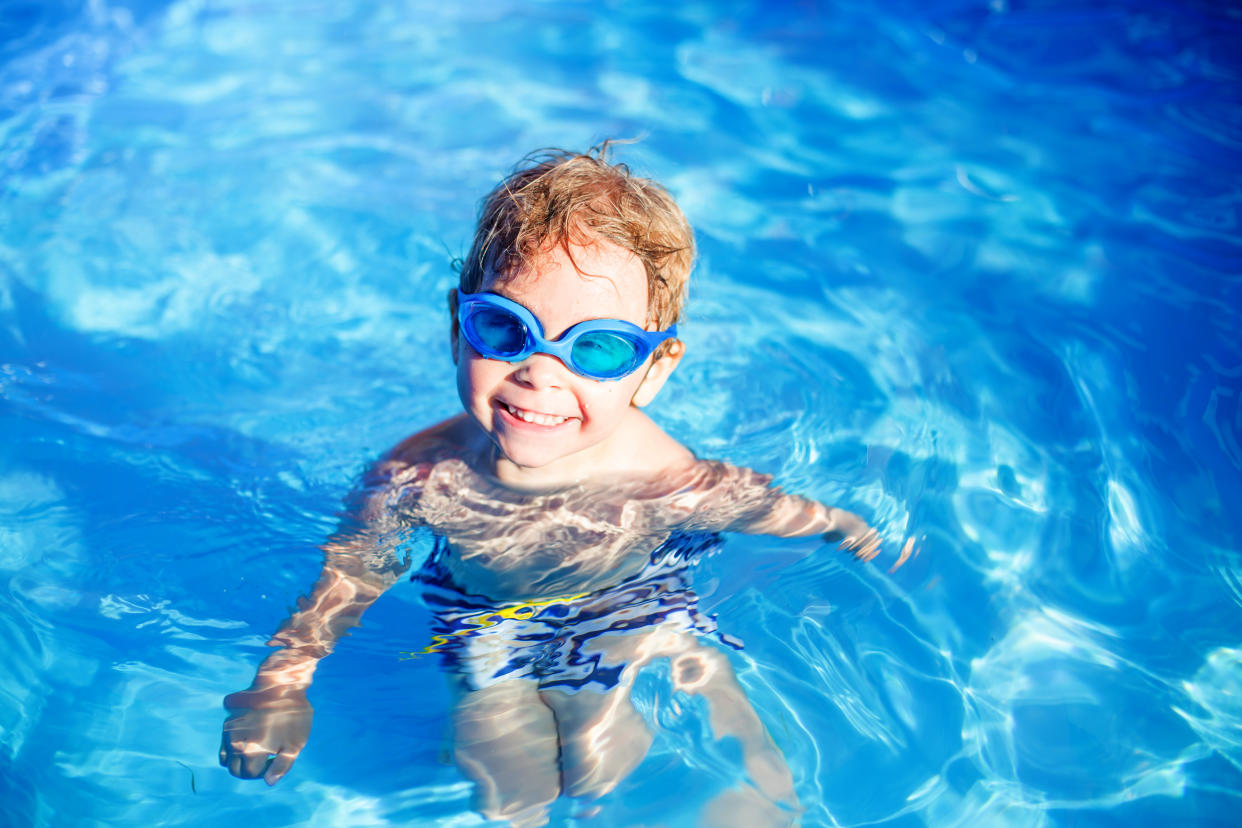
left=416, top=531, right=738, bottom=692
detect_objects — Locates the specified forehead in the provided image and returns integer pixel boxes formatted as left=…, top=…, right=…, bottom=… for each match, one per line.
left=485, top=237, right=649, bottom=324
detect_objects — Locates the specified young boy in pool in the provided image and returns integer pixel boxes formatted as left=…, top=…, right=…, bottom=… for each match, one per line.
left=220, top=147, right=879, bottom=827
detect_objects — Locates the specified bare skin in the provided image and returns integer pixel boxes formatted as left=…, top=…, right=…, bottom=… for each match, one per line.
left=220, top=237, right=880, bottom=824
left=219, top=419, right=877, bottom=820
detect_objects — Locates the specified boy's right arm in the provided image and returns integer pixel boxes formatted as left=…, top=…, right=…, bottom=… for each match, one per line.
left=219, top=458, right=423, bottom=784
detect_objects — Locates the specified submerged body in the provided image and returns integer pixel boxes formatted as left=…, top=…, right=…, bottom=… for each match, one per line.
left=223, top=417, right=872, bottom=825
left=220, top=148, right=879, bottom=827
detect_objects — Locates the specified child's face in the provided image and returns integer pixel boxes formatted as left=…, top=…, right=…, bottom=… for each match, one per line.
left=454, top=237, right=673, bottom=484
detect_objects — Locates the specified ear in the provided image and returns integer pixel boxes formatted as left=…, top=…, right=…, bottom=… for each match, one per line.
left=447, top=288, right=460, bottom=365
left=631, top=339, right=684, bottom=407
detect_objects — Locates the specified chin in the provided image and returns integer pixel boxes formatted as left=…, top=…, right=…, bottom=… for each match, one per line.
left=492, top=428, right=607, bottom=478
left=496, top=442, right=573, bottom=472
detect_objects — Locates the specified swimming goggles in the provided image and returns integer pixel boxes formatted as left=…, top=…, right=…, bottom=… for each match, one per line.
left=456, top=290, right=677, bottom=381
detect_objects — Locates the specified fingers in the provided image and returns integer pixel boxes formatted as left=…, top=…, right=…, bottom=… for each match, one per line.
left=888, top=536, right=919, bottom=573
left=265, top=751, right=297, bottom=785
left=242, top=748, right=274, bottom=779
left=823, top=509, right=881, bottom=561
left=843, top=528, right=882, bottom=562
left=220, top=735, right=289, bottom=782
left=220, top=704, right=312, bottom=784
left=829, top=526, right=880, bottom=562
left=221, top=743, right=272, bottom=779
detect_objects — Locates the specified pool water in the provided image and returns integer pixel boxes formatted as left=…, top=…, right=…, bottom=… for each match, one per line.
left=2, top=0, right=1240, bottom=825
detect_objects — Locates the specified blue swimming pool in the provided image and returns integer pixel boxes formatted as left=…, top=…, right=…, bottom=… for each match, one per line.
left=2, top=0, right=1239, bottom=825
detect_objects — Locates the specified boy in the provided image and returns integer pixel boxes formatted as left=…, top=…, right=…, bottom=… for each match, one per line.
left=220, top=147, right=878, bottom=827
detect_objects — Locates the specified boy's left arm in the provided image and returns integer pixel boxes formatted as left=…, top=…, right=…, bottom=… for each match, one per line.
left=668, top=462, right=881, bottom=561
left=737, top=490, right=880, bottom=560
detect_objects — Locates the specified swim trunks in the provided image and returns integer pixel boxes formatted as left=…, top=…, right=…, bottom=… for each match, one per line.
left=415, top=532, right=737, bottom=692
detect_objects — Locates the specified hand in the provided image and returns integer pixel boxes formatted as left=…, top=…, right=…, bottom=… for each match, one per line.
left=219, top=687, right=313, bottom=785
left=823, top=509, right=881, bottom=562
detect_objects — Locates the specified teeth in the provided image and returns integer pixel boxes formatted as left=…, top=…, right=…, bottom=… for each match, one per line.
left=504, top=403, right=568, bottom=426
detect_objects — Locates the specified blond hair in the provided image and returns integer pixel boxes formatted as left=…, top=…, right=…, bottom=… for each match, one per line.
left=458, top=145, right=694, bottom=330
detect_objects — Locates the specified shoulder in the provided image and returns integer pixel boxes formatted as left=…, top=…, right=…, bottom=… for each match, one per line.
left=663, top=459, right=774, bottom=499
left=381, top=414, right=475, bottom=468
left=639, top=458, right=785, bottom=530
left=617, top=407, right=697, bottom=476
left=353, top=415, right=476, bottom=518
left=588, top=456, right=780, bottom=534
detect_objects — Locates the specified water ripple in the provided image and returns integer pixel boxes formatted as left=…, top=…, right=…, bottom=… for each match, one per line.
left=1177, top=647, right=1242, bottom=775
left=1, top=0, right=1240, bottom=824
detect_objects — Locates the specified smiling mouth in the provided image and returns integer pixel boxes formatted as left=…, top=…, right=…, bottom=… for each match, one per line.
left=500, top=401, right=572, bottom=427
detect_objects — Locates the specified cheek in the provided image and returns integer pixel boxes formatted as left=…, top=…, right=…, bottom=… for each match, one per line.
left=457, top=352, right=496, bottom=405
left=580, top=379, right=640, bottom=421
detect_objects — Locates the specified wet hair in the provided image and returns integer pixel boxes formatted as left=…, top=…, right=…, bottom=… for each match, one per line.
left=457, top=143, right=695, bottom=332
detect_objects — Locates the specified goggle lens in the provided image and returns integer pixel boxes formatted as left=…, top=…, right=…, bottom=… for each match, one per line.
left=571, top=332, right=639, bottom=377
left=470, top=307, right=526, bottom=356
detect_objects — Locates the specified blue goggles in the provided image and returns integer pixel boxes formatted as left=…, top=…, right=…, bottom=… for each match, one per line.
left=456, top=290, right=677, bottom=381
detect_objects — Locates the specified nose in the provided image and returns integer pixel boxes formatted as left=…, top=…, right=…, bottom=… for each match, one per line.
left=512, top=352, right=572, bottom=388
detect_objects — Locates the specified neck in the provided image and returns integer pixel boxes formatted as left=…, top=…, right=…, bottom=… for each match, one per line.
left=493, top=458, right=585, bottom=492
left=461, top=430, right=593, bottom=493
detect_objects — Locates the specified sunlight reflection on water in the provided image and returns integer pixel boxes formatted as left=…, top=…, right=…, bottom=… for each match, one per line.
left=2, top=0, right=1240, bottom=825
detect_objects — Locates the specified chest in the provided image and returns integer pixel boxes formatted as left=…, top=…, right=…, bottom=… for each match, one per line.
left=416, top=475, right=667, bottom=598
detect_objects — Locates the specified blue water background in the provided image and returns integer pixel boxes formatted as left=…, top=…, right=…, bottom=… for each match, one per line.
left=2, top=0, right=1240, bottom=825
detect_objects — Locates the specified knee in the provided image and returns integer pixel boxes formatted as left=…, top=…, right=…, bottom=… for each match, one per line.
left=671, top=647, right=730, bottom=692
left=455, top=748, right=560, bottom=827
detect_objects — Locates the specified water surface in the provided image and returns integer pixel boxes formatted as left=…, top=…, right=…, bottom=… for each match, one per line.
left=1, top=0, right=1240, bottom=825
